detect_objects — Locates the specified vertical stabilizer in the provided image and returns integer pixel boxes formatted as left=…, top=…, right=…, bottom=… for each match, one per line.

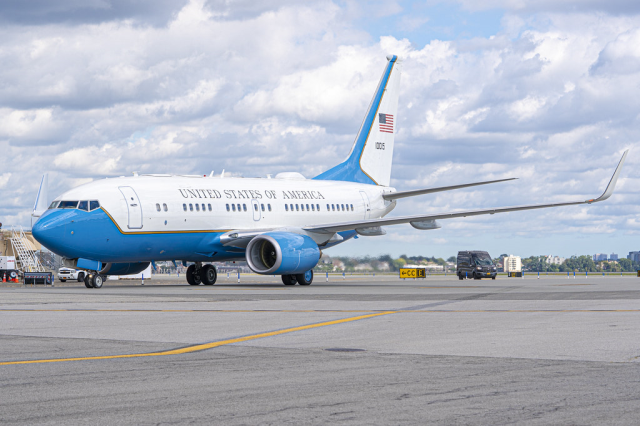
left=314, top=55, right=402, bottom=186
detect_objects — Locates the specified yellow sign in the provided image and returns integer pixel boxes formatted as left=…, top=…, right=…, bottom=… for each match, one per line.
left=400, top=268, right=426, bottom=279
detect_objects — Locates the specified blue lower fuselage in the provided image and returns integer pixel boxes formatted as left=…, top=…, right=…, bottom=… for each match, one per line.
left=33, top=208, right=355, bottom=263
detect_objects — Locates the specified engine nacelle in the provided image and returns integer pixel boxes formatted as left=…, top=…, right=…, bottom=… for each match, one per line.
left=99, top=262, right=150, bottom=276
left=246, top=232, right=320, bottom=275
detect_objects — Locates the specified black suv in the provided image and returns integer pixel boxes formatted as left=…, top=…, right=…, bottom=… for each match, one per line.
left=457, top=251, right=497, bottom=280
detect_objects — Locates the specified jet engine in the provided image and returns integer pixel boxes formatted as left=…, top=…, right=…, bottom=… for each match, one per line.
left=245, top=232, right=320, bottom=275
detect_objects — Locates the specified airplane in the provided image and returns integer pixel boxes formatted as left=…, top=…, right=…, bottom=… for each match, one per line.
left=31, top=55, right=628, bottom=289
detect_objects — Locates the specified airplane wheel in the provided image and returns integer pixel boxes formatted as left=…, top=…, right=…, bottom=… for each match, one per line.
left=84, top=274, right=93, bottom=288
left=186, top=265, right=201, bottom=285
left=296, top=270, right=313, bottom=286
left=77, top=272, right=85, bottom=282
left=92, top=274, right=104, bottom=289
left=202, top=265, right=217, bottom=285
left=281, top=275, right=297, bottom=285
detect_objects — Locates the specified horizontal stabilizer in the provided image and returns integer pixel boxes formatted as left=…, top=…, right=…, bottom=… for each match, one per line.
left=383, top=178, right=517, bottom=201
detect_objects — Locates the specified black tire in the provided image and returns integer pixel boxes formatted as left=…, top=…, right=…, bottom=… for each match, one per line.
left=296, top=270, right=313, bottom=286
left=458, top=273, right=464, bottom=280
left=77, top=272, right=85, bottom=283
left=92, top=274, right=104, bottom=289
left=281, top=275, right=297, bottom=285
left=186, top=265, right=201, bottom=285
left=492, top=276, right=496, bottom=280
left=473, top=273, right=481, bottom=280
left=84, top=274, right=93, bottom=288
left=202, top=265, right=217, bottom=285
left=60, top=279, right=67, bottom=282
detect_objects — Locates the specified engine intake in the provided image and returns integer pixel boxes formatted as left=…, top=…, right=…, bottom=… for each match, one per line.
left=246, top=232, right=320, bottom=275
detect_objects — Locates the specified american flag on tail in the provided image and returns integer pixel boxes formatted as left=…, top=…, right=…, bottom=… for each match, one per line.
left=379, top=113, right=393, bottom=133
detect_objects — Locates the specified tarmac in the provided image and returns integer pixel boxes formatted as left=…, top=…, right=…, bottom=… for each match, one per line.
left=1, top=273, right=639, bottom=425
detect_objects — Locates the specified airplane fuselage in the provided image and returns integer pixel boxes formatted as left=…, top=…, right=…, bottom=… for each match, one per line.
left=35, top=175, right=397, bottom=263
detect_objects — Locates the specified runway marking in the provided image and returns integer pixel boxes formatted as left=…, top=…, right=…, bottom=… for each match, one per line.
left=419, top=286, right=483, bottom=289
left=0, top=311, right=396, bottom=366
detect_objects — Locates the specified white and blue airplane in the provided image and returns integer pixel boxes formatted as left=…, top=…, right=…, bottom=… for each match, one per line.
left=31, top=55, right=628, bottom=288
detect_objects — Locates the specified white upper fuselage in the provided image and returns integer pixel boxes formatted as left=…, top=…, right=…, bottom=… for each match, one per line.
left=53, top=174, right=397, bottom=233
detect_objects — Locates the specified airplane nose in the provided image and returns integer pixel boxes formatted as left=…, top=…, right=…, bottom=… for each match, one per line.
left=32, top=211, right=69, bottom=255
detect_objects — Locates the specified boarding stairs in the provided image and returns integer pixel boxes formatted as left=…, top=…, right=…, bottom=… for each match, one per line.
left=9, top=226, right=43, bottom=272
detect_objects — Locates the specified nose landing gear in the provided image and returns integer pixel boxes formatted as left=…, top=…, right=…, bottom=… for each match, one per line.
left=83, top=273, right=105, bottom=288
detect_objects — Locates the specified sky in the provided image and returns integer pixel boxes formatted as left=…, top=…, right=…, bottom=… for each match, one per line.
left=1, top=0, right=639, bottom=260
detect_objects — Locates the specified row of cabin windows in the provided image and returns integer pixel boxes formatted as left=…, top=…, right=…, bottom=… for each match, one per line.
left=183, top=203, right=213, bottom=212
left=285, top=203, right=354, bottom=212
left=226, top=203, right=273, bottom=212
left=48, top=200, right=101, bottom=211
left=155, top=203, right=168, bottom=212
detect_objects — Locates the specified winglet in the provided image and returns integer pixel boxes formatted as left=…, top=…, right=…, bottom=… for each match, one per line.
left=32, top=173, right=48, bottom=218
left=588, top=150, right=628, bottom=203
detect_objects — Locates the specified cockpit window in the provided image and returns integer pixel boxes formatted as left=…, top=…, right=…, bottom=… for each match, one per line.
left=78, top=201, right=89, bottom=211
left=89, top=201, right=100, bottom=211
left=48, top=201, right=60, bottom=209
left=58, top=201, right=79, bottom=209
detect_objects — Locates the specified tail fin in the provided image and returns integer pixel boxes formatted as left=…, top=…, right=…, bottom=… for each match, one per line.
left=314, top=55, right=402, bottom=186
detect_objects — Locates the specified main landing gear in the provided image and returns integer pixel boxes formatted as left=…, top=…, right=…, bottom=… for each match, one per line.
left=186, top=263, right=217, bottom=286
left=84, top=273, right=105, bottom=289
left=281, top=270, right=313, bottom=286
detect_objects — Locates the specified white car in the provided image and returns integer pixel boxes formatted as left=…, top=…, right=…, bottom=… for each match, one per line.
left=57, top=267, right=85, bottom=282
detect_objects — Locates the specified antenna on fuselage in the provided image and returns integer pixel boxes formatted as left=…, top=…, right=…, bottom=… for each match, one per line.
left=209, top=171, right=214, bottom=178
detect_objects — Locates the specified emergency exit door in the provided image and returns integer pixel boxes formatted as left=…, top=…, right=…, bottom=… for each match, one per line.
left=359, top=191, right=371, bottom=220
left=119, top=186, right=143, bottom=229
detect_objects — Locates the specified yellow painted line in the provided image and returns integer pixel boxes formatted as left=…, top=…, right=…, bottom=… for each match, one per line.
left=0, top=311, right=396, bottom=366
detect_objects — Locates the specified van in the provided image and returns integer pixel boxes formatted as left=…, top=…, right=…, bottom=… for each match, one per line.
left=457, top=251, right=497, bottom=280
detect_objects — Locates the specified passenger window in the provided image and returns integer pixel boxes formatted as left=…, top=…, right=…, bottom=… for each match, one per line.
left=301, top=204, right=305, bottom=211
left=232, top=204, right=236, bottom=212
left=189, top=204, right=193, bottom=211
left=326, top=204, right=330, bottom=211
left=268, top=204, right=271, bottom=211
left=285, top=204, right=289, bottom=211
left=350, top=204, right=353, bottom=211
left=156, top=203, right=161, bottom=212
left=316, top=204, right=320, bottom=211
left=195, top=204, right=200, bottom=211
left=202, top=203, right=205, bottom=211
left=261, top=204, right=265, bottom=211
left=163, top=203, right=168, bottom=212
left=296, top=204, right=299, bottom=211
left=78, top=201, right=89, bottom=211
left=226, top=204, right=230, bottom=211
left=243, top=204, right=247, bottom=212
left=90, top=200, right=100, bottom=211
left=311, top=204, right=315, bottom=211
left=183, top=204, right=187, bottom=211
left=306, top=204, right=309, bottom=211
left=254, top=204, right=258, bottom=211
left=332, top=204, right=335, bottom=211
left=208, top=204, right=211, bottom=211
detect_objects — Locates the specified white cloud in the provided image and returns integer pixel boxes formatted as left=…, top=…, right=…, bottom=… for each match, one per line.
left=1, top=0, right=639, bottom=258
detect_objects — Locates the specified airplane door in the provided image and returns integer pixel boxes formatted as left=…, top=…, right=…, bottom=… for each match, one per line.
left=251, top=199, right=261, bottom=221
left=359, top=191, right=371, bottom=219
left=119, top=186, right=143, bottom=229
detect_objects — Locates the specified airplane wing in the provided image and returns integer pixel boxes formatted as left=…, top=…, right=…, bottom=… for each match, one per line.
left=382, top=178, right=517, bottom=200
left=305, top=150, right=628, bottom=234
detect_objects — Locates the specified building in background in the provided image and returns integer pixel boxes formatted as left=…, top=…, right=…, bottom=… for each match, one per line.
left=545, top=255, right=565, bottom=265
left=593, top=253, right=608, bottom=261
left=503, top=255, right=522, bottom=273
left=628, top=252, right=640, bottom=262
left=609, top=253, right=619, bottom=261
